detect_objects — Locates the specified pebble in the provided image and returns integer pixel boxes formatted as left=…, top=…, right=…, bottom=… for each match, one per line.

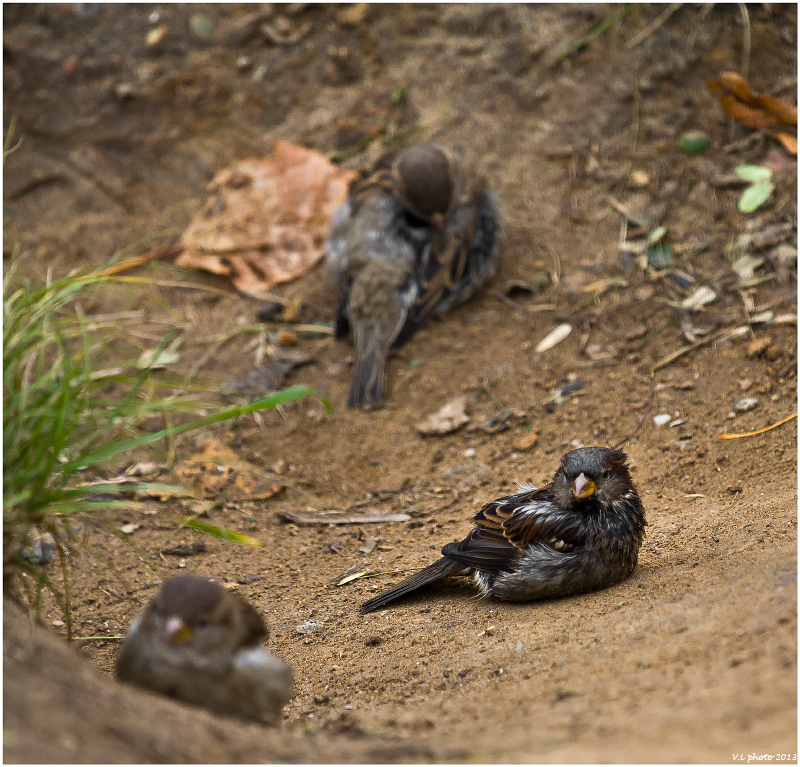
left=20, top=533, right=56, bottom=565
left=296, top=620, right=323, bottom=634
left=733, top=397, right=759, bottom=413
left=189, top=13, right=215, bottom=41
left=513, top=430, right=539, bottom=451
left=146, top=25, right=169, bottom=47
left=746, top=337, right=772, bottom=358
left=653, top=414, right=671, bottom=426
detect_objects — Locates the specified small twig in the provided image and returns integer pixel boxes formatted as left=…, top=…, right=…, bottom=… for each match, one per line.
left=554, top=3, right=640, bottom=63
left=626, top=3, right=682, bottom=48
left=738, top=2, right=751, bottom=80
left=650, top=327, right=731, bottom=373
left=281, top=509, right=411, bottom=525
left=612, top=386, right=657, bottom=450
left=720, top=413, right=797, bottom=440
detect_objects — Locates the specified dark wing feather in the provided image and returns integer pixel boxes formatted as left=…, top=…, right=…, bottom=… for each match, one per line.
left=441, top=526, right=522, bottom=574
left=360, top=557, right=465, bottom=614
left=442, top=484, right=587, bottom=574
left=348, top=167, right=395, bottom=215
left=405, top=211, right=476, bottom=331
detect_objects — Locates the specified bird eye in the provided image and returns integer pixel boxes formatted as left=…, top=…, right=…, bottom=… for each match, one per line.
left=601, top=469, right=610, bottom=480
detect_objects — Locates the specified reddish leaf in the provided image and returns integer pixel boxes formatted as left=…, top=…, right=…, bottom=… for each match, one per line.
left=176, top=141, right=357, bottom=295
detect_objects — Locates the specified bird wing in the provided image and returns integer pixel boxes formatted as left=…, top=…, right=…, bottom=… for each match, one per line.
left=405, top=206, right=477, bottom=331
left=442, top=485, right=587, bottom=574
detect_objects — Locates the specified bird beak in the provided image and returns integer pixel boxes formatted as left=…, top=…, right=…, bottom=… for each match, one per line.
left=164, top=616, right=193, bottom=645
left=572, top=473, right=596, bottom=500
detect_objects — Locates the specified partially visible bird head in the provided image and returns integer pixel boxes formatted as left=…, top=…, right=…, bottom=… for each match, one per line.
left=551, top=447, right=636, bottom=511
left=393, top=142, right=456, bottom=223
left=148, top=575, right=266, bottom=654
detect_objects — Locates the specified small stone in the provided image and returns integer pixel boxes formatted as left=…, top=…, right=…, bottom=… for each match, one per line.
left=747, top=337, right=772, bottom=358
left=113, top=82, right=135, bottom=101
left=733, top=397, right=758, bottom=413
left=256, top=302, right=283, bottom=322
left=146, top=25, right=169, bottom=47
left=338, top=3, right=369, bottom=26
left=60, top=54, right=80, bottom=77
left=513, top=431, right=539, bottom=451
left=295, top=620, right=323, bottom=634
left=276, top=330, right=299, bottom=347
left=629, top=169, right=649, bottom=187
left=653, top=414, right=671, bottom=426
left=768, top=243, right=797, bottom=272
left=189, top=13, right=215, bottom=41
left=120, top=523, right=140, bottom=535
left=463, top=448, right=476, bottom=458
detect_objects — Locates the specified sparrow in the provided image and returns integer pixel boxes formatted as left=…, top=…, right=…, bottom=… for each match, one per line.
left=116, top=574, right=293, bottom=724
left=360, top=447, right=646, bottom=613
left=326, top=141, right=501, bottom=408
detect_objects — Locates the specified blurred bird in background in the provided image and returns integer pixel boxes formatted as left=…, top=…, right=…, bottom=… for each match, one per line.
left=327, top=142, right=501, bottom=408
left=116, top=574, right=292, bottom=724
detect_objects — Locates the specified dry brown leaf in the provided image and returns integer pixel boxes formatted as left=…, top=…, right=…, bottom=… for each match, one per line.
left=176, top=141, right=357, bottom=295
left=757, top=94, right=798, bottom=127
left=774, top=132, right=798, bottom=156
left=709, top=72, right=798, bottom=154
left=719, top=94, right=777, bottom=130
left=708, top=72, right=758, bottom=105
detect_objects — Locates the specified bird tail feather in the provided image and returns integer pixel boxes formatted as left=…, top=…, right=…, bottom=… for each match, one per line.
left=359, top=558, right=466, bottom=614
left=348, top=323, right=388, bottom=408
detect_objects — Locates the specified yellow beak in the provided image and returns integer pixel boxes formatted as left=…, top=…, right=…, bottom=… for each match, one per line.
left=165, top=616, right=193, bottom=645
left=572, top=473, right=596, bottom=500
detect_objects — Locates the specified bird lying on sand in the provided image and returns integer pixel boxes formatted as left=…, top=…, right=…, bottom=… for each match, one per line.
left=360, top=447, right=646, bottom=613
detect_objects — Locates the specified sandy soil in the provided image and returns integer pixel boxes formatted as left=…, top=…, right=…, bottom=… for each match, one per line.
left=3, top=3, right=797, bottom=763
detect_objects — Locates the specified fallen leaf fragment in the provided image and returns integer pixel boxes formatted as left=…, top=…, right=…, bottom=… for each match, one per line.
left=535, top=323, right=572, bottom=353
left=417, top=396, right=470, bottom=436
left=176, top=141, right=357, bottom=294
left=331, top=563, right=371, bottom=587
left=681, top=286, right=717, bottom=310
left=709, top=72, right=797, bottom=154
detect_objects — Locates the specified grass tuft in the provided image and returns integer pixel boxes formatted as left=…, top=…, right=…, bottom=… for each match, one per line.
left=2, top=257, right=328, bottom=636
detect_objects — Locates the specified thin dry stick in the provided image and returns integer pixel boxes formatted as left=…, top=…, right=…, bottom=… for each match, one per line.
left=738, top=2, right=751, bottom=80
left=720, top=413, right=797, bottom=439
left=554, top=3, right=639, bottom=63
left=626, top=2, right=683, bottom=48
left=651, top=327, right=731, bottom=373
left=612, top=385, right=657, bottom=450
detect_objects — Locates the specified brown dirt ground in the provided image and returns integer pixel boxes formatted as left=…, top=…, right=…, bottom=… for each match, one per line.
left=3, top=3, right=798, bottom=763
